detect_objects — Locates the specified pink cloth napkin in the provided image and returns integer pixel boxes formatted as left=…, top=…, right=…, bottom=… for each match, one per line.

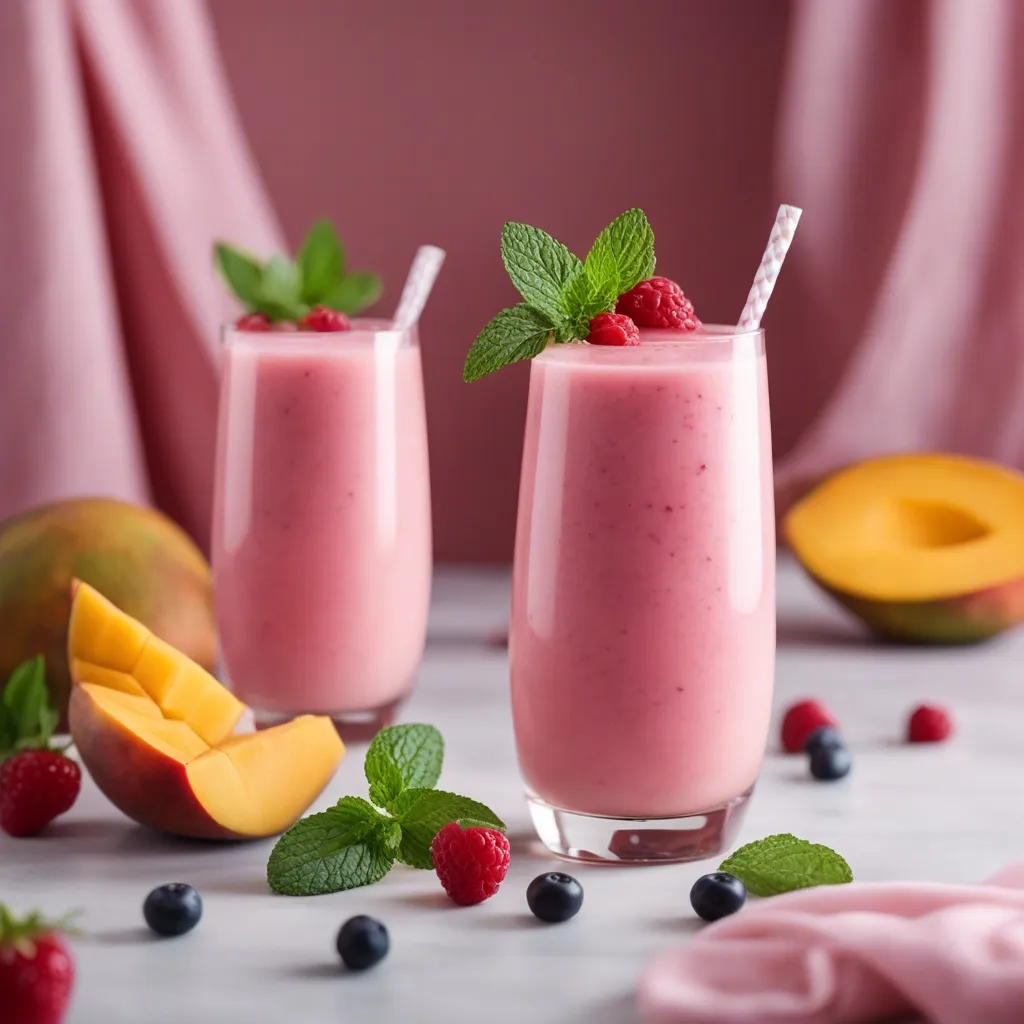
left=638, top=865, right=1024, bottom=1023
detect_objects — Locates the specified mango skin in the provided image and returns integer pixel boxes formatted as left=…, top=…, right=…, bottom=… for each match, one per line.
left=814, top=574, right=1024, bottom=645
left=0, top=498, right=216, bottom=724
left=68, top=684, right=242, bottom=841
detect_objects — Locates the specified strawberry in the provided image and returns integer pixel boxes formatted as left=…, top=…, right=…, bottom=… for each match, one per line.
left=0, top=906, right=75, bottom=1024
left=0, top=656, right=80, bottom=837
left=0, top=752, right=81, bottom=838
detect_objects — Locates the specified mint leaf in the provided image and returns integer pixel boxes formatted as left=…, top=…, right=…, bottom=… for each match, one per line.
left=719, top=833, right=853, bottom=897
left=1, top=656, right=57, bottom=759
left=561, top=266, right=617, bottom=331
left=500, top=222, right=582, bottom=322
left=380, top=817, right=403, bottom=854
left=463, top=304, right=556, bottom=382
left=267, top=797, right=393, bottom=895
left=298, top=219, right=344, bottom=303
left=324, top=272, right=382, bottom=315
left=456, top=818, right=507, bottom=832
left=391, top=788, right=505, bottom=869
left=365, top=723, right=443, bottom=809
left=584, top=208, right=655, bottom=301
left=258, top=254, right=306, bottom=320
left=214, top=243, right=264, bottom=309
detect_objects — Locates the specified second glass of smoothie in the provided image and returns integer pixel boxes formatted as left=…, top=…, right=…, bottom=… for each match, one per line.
left=212, top=320, right=432, bottom=739
left=510, top=326, right=775, bottom=862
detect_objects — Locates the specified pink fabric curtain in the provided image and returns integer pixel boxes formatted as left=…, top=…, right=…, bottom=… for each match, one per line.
left=3, top=0, right=1024, bottom=551
left=774, top=0, right=1024, bottom=514
left=0, top=0, right=281, bottom=545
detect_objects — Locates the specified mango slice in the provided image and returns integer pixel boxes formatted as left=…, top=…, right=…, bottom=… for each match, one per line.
left=68, top=581, right=345, bottom=839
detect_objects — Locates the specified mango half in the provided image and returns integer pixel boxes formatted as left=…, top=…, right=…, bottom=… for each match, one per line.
left=68, top=581, right=344, bottom=839
left=784, top=454, right=1024, bottom=644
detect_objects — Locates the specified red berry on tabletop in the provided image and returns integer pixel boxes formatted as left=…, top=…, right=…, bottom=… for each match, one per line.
left=235, top=312, right=270, bottom=331
left=298, top=306, right=351, bottom=332
left=0, top=906, right=75, bottom=1024
left=907, top=704, right=954, bottom=743
left=431, top=821, right=510, bottom=906
left=616, top=277, right=701, bottom=330
left=0, top=752, right=81, bottom=838
left=588, top=312, right=640, bottom=347
left=780, top=700, right=838, bottom=754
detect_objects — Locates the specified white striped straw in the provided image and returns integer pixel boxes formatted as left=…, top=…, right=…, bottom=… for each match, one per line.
left=392, top=245, right=446, bottom=330
left=737, top=204, right=802, bottom=329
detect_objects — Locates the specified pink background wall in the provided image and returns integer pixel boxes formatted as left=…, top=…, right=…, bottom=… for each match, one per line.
left=209, top=0, right=796, bottom=562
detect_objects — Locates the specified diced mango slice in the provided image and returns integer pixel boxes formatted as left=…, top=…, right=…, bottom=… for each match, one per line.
left=70, top=660, right=147, bottom=699
left=68, top=581, right=345, bottom=840
left=70, top=582, right=244, bottom=746
left=68, top=582, right=148, bottom=671
left=187, top=716, right=343, bottom=836
left=80, top=683, right=209, bottom=762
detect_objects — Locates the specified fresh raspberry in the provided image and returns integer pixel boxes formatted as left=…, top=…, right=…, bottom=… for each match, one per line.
left=616, top=277, right=701, bottom=330
left=0, top=752, right=81, bottom=838
left=0, top=909, right=75, bottom=1024
left=431, top=821, right=510, bottom=906
left=235, top=312, right=270, bottom=331
left=298, top=306, right=351, bottom=332
left=588, top=312, right=640, bottom=347
left=907, top=704, right=954, bottom=743
left=780, top=700, right=838, bottom=754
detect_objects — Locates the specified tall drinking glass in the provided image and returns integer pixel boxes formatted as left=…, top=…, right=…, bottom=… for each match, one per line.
left=510, top=326, right=775, bottom=862
left=212, top=320, right=432, bottom=739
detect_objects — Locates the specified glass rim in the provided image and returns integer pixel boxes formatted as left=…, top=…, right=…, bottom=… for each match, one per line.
left=220, top=317, right=416, bottom=348
left=533, top=323, right=765, bottom=364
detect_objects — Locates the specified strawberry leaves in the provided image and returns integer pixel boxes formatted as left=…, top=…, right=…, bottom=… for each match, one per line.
left=0, top=656, right=60, bottom=762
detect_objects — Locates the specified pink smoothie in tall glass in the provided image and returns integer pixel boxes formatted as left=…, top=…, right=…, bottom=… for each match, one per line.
left=510, top=327, right=775, bottom=819
left=212, top=322, right=431, bottom=725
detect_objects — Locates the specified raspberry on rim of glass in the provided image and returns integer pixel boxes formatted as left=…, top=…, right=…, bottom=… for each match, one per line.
left=463, top=208, right=708, bottom=380
left=617, top=276, right=701, bottom=330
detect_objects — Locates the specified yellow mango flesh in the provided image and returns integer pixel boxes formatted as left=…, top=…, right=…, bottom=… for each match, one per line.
left=784, top=454, right=1024, bottom=602
left=68, top=581, right=345, bottom=840
left=69, top=582, right=244, bottom=746
left=187, top=718, right=344, bottom=837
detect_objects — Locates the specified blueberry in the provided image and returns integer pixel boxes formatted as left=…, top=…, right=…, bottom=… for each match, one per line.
left=143, top=883, right=202, bottom=937
left=690, top=872, right=746, bottom=922
left=804, top=725, right=845, bottom=754
left=526, top=872, right=584, bottom=923
left=336, top=915, right=389, bottom=970
left=810, top=743, right=852, bottom=781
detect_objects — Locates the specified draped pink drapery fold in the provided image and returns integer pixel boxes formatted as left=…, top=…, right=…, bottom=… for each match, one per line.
left=0, top=0, right=282, bottom=546
left=774, top=0, right=1024, bottom=511
left=4, top=0, right=1024, bottom=550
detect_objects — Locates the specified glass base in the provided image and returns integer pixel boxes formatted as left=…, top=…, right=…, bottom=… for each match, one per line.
left=252, top=695, right=405, bottom=743
left=526, top=787, right=754, bottom=864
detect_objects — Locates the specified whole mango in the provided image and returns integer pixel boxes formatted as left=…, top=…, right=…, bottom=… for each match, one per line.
left=0, top=498, right=217, bottom=724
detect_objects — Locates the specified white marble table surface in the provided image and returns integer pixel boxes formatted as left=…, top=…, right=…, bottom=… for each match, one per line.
left=4, top=558, right=1023, bottom=1023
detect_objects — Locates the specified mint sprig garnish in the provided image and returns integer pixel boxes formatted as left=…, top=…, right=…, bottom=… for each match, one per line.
left=718, top=833, right=853, bottom=897
left=389, top=789, right=504, bottom=870
left=462, top=305, right=557, bottom=384
left=267, top=724, right=503, bottom=895
left=463, top=208, right=655, bottom=381
left=364, top=722, right=443, bottom=810
left=0, top=656, right=62, bottom=762
left=214, top=218, right=382, bottom=322
left=500, top=223, right=583, bottom=322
